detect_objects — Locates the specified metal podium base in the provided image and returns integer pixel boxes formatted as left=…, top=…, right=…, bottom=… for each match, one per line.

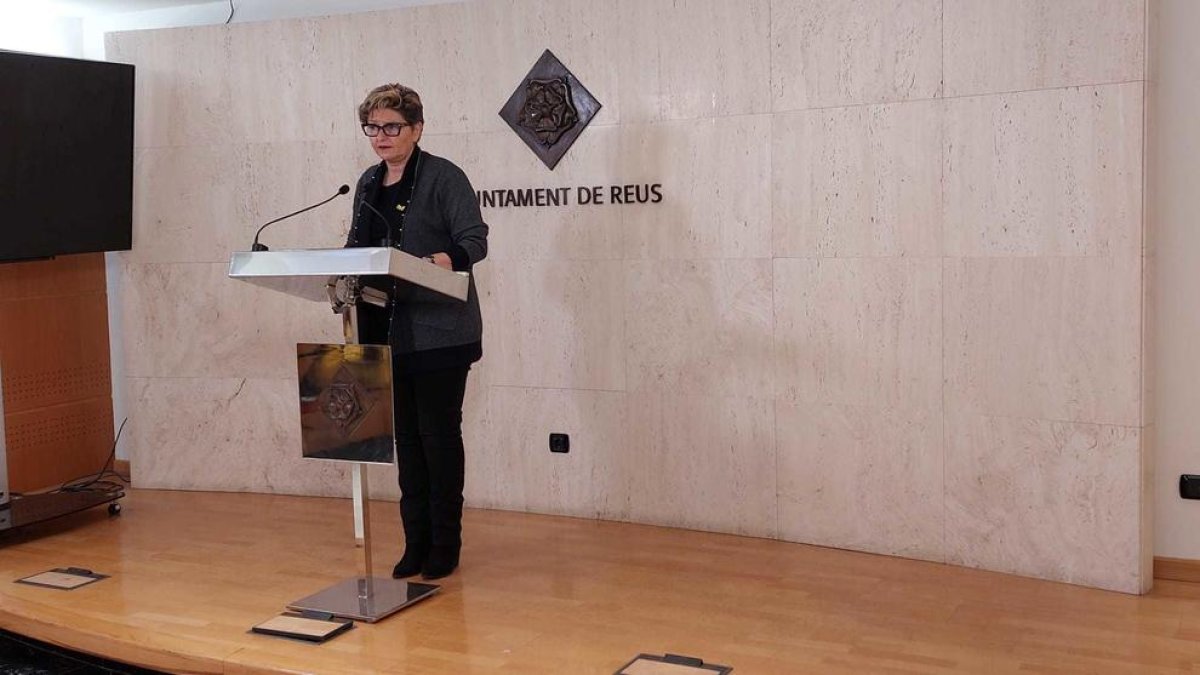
left=287, top=576, right=440, bottom=623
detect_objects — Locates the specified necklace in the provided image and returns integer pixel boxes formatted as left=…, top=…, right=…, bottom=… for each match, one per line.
left=390, top=150, right=421, bottom=248
left=395, top=150, right=420, bottom=215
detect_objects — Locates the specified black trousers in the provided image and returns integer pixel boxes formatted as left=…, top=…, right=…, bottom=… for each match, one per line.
left=393, top=365, right=470, bottom=553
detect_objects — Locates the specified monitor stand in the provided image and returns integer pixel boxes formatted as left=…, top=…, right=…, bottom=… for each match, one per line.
left=0, top=489, right=124, bottom=532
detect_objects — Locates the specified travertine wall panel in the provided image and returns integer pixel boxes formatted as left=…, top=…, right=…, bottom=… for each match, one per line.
left=110, top=0, right=1150, bottom=592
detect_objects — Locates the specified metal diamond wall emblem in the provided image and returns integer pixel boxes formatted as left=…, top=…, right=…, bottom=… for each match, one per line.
left=500, top=49, right=601, bottom=170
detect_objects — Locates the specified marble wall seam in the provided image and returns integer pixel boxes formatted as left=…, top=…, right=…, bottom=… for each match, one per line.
left=1138, top=0, right=1155, bottom=581
left=942, top=0, right=1145, bottom=98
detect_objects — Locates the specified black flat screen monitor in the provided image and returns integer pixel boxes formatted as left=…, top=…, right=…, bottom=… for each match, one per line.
left=0, top=50, right=134, bottom=263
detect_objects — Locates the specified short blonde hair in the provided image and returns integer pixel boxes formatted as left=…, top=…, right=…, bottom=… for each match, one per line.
left=357, top=83, right=424, bottom=125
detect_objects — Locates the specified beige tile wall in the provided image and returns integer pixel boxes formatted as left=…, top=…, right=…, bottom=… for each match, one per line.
left=108, top=0, right=1150, bottom=592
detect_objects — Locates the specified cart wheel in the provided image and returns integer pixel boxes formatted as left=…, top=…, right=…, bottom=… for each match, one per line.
left=108, top=502, right=122, bottom=516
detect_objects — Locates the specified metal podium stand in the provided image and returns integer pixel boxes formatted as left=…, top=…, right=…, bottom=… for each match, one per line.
left=229, top=247, right=468, bottom=622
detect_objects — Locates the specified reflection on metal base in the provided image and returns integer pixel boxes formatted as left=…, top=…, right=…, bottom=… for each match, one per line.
left=287, top=577, right=439, bottom=623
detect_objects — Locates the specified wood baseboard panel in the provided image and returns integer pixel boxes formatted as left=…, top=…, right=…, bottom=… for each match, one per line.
left=1154, top=556, right=1200, bottom=583
left=113, top=459, right=130, bottom=481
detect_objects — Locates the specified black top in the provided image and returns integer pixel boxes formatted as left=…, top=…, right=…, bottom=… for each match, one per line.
left=365, top=154, right=471, bottom=270
left=367, top=162, right=415, bottom=248
left=363, top=150, right=482, bottom=376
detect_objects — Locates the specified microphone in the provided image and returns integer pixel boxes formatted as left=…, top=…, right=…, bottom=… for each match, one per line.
left=251, top=184, right=350, bottom=251
left=354, top=196, right=399, bottom=303
left=356, top=196, right=395, bottom=249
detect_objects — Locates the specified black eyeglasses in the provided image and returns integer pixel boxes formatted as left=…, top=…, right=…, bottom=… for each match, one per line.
left=362, top=122, right=412, bottom=137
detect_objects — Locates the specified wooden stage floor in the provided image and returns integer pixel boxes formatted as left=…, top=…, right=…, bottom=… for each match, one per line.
left=0, top=489, right=1196, bottom=674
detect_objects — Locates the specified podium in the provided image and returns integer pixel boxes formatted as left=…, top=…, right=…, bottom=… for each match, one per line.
left=228, top=247, right=468, bottom=622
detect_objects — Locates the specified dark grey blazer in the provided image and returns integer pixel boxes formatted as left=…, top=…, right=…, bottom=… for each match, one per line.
left=345, top=149, right=488, bottom=356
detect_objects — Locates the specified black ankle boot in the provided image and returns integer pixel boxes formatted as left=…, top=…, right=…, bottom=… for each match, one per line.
left=421, top=545, right=459, bottom=580
left=392, top=545, right=428, bottom=579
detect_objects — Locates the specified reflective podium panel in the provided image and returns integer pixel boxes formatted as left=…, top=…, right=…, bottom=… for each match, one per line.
left=297, top=343, right=394, bottom=464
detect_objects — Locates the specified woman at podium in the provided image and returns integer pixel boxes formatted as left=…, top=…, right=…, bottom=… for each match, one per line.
left=344, top=83, right=488, bottom=580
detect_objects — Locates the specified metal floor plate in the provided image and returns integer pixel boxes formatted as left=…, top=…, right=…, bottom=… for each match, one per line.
left=287, top=577, right=439, bottom=623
